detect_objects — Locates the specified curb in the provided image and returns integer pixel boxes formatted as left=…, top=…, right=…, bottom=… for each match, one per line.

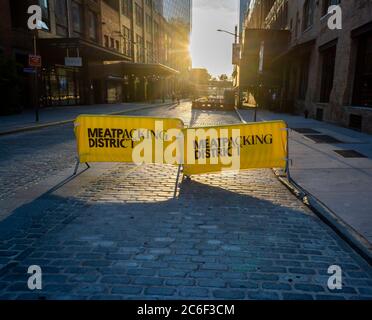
left=233, top=107, right=372, bottom=266
left=0, top=102, right=175, bottom=136
left=275, top=171, right=372, bottom=266
left=234, top=107, right=247, bottom=124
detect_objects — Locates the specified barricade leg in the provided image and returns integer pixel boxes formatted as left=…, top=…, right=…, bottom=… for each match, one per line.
left=73, top=158, right=80, bottom=176
left=73, top=158, right=90, bottom=176
left=174, top=164, right=183, bottom=198
left=285, top=123, right=291, bottom=180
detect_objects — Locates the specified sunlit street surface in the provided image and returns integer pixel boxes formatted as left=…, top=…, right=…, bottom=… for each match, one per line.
left=0, top=102, right=371, bottom=300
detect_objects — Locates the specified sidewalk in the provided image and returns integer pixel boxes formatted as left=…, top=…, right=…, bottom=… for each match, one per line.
left=0, top=101, right=173, bottom=135
left=237, top=108, right=372, bottom=248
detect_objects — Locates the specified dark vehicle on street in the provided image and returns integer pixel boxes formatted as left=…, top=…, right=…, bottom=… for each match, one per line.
left=192, top=90, right=235, bottom=111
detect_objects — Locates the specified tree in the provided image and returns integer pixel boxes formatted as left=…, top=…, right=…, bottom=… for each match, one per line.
left=219, top=74, right=228, bottom=81
left=189, top=68, right=211, bottom=85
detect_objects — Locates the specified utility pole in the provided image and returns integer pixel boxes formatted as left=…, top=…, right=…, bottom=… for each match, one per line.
left=33, top=29, right=40, bottom=122
left=255, top=41, right=265, bottom=122
left=217, top=26, right=241, bottom=108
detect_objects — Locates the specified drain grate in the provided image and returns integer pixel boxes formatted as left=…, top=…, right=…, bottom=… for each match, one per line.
left=334, top=150, right=367, bottom=158
left=305, top=134, right=344, bottom=144
left=292, top=128, right=321, bottom=134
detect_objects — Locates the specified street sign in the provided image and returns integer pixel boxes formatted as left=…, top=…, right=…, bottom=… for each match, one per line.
left=29, top=54, right=42, bottom=68
left=65, top=57, right=83, bottom=67
left=23, top=67, right=37, bottom=74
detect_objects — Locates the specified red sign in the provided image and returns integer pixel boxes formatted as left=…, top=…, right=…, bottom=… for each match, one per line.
left=29, top=55, right=42, bottom=68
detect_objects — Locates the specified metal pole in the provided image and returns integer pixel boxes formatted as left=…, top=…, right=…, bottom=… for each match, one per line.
left=33, top=30, right=39, bottom=122
left=174, top=164, right=182, bottom=198
left=285, top=124, right=291, bottom=180
left=254, top=105, right=257, bottom=122
left=254, top=75, right=259, bottom=122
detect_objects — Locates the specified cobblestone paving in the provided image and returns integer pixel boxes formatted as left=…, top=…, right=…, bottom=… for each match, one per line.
left=0, top=104, right=182, bottom=202
left=0, top=125, right=76, bottom=201
left=0, top=103, right=371, bottom=300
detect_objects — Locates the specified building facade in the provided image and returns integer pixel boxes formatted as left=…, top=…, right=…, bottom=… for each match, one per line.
left=0, top=0, right=192, bottom=111
left=236, top=0, right=372, bottom=134
left=238, top=0, right=251, bottom=35
left=156, top=0, right=192, bottom=80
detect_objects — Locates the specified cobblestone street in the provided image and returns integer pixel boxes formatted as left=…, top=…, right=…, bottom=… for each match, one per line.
left=0, top=102, right=371, bottom=300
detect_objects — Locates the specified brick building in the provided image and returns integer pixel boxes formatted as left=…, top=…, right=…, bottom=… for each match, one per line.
left=0, top=0, right=192, bottom=111
left=236, top=0, right=372, bottom=133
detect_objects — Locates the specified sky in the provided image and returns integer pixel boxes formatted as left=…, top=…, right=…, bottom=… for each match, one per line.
left=190, top=0, right=239, bottom=78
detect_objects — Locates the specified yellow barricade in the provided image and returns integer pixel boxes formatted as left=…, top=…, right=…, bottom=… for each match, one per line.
left=182, top=121, right=288, bottom=175
left=74, top=115, right=184, bottom=163
left=74, top=115, right=288, bottom=176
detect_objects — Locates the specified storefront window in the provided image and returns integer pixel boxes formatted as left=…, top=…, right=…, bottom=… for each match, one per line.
left=42, top=67, right=80, bottom=106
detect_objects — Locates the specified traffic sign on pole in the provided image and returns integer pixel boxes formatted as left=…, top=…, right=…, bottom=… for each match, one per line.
left=29, top=54, right=42, bottom=68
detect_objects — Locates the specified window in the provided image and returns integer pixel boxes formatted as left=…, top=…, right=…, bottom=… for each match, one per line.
left=320, top=45, right=337, bottom=103
left=145, top=0, right=152, bottom=7
left=72, top=1, right=83, bottom=34
left=303, top=0, right=315, bottom=31
left=153, top=22, right=160, bottom=62
left=104, top=0, right=119, bottom=11
left=39, top=0, right=50, bottom=30
left=136, top=34, right=144, bottom=62
left=55, top=0, right=68, bottom=36
left=115, top=40, right=120, bottom=51
left=121, top=0, right=132, bottom=18
left=146, top=41, right=153, bottom=62
left=88, top=10, right=98, bottom=41
left=295, top=11, right=299, bottom=39
left=123, top=26, right=132, bottom=56
left=110, top=38, right=115, bottom=48
left=146, top=14, right=152, bottom=34
left=154, top=22, right=159, bottom=36
left=298, top=57, right=310, bottom=99
left=104, top=35, right=109, bottom=47
left=135, top=4, right=144, bottom=27
left=353, top=33, right=372, bottom=107
left=322, top=0, right=341, bottom=16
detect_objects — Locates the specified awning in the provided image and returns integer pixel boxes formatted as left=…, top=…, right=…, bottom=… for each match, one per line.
left=351, top=21, right=372, bottom=38
left=91, top=61, right=179, bottom=79
left=38, top=37, right=132, bottom=62
left=239, top=29, right=291, bottom=88
left=272, top=39, right=316, bottom=65
left=119, top=62, right=179, bottom=76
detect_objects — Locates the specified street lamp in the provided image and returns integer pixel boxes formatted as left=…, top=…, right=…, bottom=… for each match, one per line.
left=217, top=26, right=239, bottom=44
left=32, top=20, right=49, bottom=122
left=217, top=26, right=241, bottom=108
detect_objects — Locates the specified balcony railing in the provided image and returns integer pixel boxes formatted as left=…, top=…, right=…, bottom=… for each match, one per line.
left=264, top=0, right=287, bottom=29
